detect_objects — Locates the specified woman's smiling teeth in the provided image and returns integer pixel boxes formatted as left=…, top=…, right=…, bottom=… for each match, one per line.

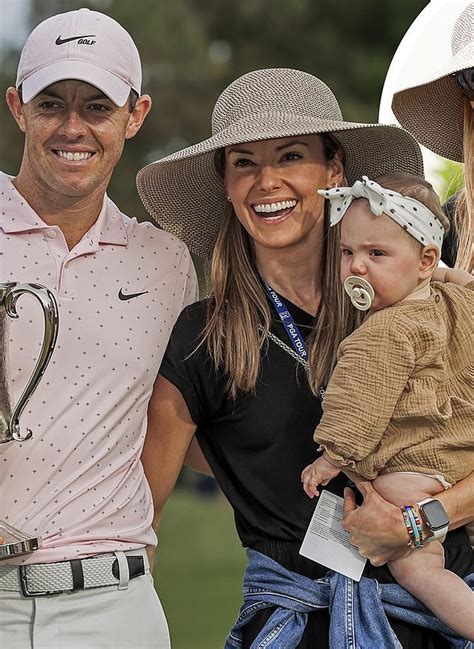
left=56, top=150, right=94, bottom=161
left=253, top=200, right=297, bottom=218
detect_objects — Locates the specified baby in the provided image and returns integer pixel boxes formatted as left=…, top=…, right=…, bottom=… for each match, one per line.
left=301, top=173, right=474, bottom=641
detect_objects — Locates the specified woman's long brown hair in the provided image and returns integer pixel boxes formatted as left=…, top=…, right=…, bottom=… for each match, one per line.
left=453, top=99, right=473, bottom=271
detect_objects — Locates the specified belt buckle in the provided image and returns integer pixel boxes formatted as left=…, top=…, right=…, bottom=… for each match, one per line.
left=19, top=565, right=60, bottom=598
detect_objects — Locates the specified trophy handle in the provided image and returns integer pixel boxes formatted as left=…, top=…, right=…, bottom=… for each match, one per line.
left=4, top=283, right=59, bottom=442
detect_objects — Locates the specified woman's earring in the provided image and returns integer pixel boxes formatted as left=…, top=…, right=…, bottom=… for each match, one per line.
left=332, top=182, right=338, bottom=189
left=226, top=195, right=232, bottom=202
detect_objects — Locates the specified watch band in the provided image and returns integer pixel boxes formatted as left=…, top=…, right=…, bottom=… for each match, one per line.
left=416, top=498, right=449, bottom=542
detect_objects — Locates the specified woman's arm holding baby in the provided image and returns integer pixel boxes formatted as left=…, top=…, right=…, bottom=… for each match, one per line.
left=432, top=267, right=473, bottom=286
left=343, top=472, right=474, bottom=566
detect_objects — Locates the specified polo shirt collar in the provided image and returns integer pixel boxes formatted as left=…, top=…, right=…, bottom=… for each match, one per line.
left=90, top=197, right=128, bottom=246
left=0, top=172, right=128, bottom=246
left=0, top=172, right=45, bottom=233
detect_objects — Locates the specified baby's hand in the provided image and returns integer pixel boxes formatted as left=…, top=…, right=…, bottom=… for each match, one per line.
left=301, top=455, right=342, bottom=498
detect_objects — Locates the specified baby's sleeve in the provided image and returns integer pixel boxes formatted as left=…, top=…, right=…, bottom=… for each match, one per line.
left=314, top=319, right=416, bottom=469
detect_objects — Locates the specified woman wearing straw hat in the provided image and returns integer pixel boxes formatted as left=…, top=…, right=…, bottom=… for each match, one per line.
left=138, top=69, right=474, bottom=647
left=392, top=1, right=473, bottom=271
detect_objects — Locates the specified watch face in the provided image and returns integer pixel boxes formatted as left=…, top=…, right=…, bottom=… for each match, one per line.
left=421, top=500, right=449, bottom=530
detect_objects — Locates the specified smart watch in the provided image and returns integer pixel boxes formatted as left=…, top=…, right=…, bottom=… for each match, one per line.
left=416, top=498, right=449, bottom=542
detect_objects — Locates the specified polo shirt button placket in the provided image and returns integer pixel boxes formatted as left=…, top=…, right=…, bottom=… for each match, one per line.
left=39, top=228, right=61, bottom=294
left=44, top=228, right=69, bottom=297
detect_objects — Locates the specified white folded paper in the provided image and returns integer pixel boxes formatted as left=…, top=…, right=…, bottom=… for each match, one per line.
left=299, top=490, right=367, bottom=582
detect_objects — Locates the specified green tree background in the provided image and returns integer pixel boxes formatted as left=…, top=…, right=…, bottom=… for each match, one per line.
left=1, top=0, right=429, bottom=227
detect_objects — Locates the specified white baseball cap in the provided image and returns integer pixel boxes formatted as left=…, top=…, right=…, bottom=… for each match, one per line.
left=16, top=8, right=142, bottom=106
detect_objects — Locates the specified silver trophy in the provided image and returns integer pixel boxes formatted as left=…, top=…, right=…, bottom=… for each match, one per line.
left=0, top=282, right=59, bottom=559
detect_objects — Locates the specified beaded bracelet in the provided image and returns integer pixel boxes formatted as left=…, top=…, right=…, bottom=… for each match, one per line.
left=401, top=507, right=417, bottom=547
left=401, top=505, right=424, bottom=549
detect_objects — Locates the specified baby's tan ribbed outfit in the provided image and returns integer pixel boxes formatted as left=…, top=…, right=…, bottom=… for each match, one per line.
left=316, top=281, right=474, bottom=486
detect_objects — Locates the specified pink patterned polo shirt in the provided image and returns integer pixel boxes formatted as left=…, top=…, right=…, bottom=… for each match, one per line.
left=0, top=172, right=198, bottom=564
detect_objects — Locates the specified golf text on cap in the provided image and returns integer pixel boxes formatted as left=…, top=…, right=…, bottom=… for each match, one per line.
left=55, top=35, right=96, bottom=46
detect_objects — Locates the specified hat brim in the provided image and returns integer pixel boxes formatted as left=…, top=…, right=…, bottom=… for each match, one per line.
left=393, top=76, right=466, bottom=162
left=20, top=60, right=133, bottom=106
left=392, top=46, right=473, bottom=162
left=137, top=113, right=423, bottom=258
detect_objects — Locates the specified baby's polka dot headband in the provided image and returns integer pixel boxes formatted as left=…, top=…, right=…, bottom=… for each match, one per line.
left=318, top=176, right=444, bottom=249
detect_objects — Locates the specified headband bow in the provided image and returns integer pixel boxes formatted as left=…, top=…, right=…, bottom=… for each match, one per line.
left=318, top=176, right=444, bottom=249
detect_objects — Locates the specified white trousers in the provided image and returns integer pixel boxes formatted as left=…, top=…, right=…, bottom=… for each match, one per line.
left=0, top=573, right=170, bottom=649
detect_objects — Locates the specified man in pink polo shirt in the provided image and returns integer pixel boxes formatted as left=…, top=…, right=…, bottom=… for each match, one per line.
left=0, top=8, right=197, bottom=649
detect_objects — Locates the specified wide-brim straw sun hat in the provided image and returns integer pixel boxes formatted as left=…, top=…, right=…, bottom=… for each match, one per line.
left=137, top=68, right=424, bottom=258
left=392, top=1, right=473, bottom=162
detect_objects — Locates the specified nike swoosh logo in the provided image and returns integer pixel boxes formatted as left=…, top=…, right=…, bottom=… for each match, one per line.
left=55, top=34, right=96, bottom=45
left=118, top=289, right=149, bottom=301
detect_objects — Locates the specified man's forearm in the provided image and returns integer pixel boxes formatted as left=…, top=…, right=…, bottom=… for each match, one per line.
left=142, top=375, right=198, bottom=534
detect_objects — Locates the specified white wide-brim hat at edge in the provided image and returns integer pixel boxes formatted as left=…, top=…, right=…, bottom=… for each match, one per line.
left=392, top=1, right=473, bottom=162
left=137, top=68, right=424, bottom=258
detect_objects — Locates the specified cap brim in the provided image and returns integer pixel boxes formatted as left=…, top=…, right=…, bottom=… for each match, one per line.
left=137, top=114, right=423, bottom=258
left=20, top=60, right=133, bottom=106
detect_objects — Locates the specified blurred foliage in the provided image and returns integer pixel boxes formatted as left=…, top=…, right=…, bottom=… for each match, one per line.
left=1, top=0, right=428, bottom=226
left=435, top=159, right=465, bottom=204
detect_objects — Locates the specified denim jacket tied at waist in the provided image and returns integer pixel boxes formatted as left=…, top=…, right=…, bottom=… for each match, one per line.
left=225, top=548, right=473, bottom=649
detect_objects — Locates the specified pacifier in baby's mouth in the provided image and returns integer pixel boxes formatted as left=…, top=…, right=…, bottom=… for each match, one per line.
left=343, top=276, right=375, bottom=311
